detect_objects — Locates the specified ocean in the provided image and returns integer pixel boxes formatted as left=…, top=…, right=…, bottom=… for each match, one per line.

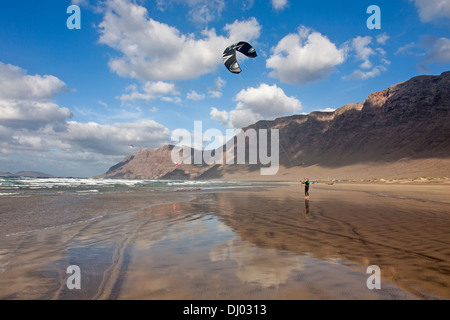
left=0, top=177, right=254, bottom=197
left=0, top=177, right=258, bottom=240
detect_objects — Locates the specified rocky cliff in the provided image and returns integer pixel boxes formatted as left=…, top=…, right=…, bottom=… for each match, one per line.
left=96, top=71, right=450, bottom=180
left=246, top=71, right=450, bottom=168
left=95, top=145, right=213, bottom=179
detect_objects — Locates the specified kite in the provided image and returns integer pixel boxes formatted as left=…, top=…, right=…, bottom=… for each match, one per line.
left=222, top=41, right=257, bottom=74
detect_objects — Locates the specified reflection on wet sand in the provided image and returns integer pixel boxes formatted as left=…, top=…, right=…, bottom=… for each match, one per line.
left=208, top=184, right=450, bottom=299
left=210, top=237, right=305, bottom=288
left=304, top=199, right=311, bottom=219
left=0, top=183, right=448, bottom=300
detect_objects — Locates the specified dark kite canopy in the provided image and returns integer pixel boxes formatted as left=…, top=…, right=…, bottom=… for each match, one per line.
left=222, top=41, right=257, bottom=74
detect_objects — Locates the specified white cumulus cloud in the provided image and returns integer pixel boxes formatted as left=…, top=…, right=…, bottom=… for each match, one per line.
left=272, top=0, right=288, bottom=11
left=0, top=62, right=66, bottom=101
left=211, top=83, right=302, bottom=129
left=421, top=36, right=450, bottom=64
left=187, top=90, right=206, bottom=101
left=376, top=33, right=390, bottom=45
left=345, top=66, right=387, bottom=80
left=156, top=0, right=225, bottom=24
left=98, top=0, right=261, bottom=81
left=210, top=107, right=230, bottom=127
left=208, top=76, right=226, bottom=98
left=118, top=81, right=180, bottom=103
left=0, top=62, right=71, bottom=131
left=351, top=36, right=376, bottom=69
left=344, top=35, right=390, bottom=80
left=266, top=26, right=346, bottom=85
left=395, top=36, right=450, bottom=71
left=0, top=61, right=172, bottom=177
left=64, top=120, right=171, bottom=155
left=410, top=0, right=450, bottom=23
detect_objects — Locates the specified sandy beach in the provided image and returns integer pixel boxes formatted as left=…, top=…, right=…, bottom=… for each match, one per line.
left=0, top=181, right=449, bottom=300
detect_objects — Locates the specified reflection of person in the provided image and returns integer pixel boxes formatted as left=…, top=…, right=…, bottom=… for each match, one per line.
left=302, top=178, right=310, bottom=199
left=305, top=199, right=311, bottom=219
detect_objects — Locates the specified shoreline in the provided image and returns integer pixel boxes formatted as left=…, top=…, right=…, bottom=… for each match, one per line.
left=208, top=176, right=450, bottom=185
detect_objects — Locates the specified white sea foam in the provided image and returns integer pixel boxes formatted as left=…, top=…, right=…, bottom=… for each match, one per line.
left=0, top=177, right=152, bottom=189
left=0, top=177, right=251, bottom=195
left=76, top=189, right=100, bottom=193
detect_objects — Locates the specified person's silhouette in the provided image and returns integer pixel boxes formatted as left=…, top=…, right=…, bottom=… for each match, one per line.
left=302, top=178, right=310, bottom=200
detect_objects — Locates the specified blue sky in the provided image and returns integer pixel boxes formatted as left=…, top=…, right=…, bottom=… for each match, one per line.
left=0, top=0, right=449, bottom=177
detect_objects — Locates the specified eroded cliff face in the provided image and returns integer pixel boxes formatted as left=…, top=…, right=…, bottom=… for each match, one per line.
left=260, top=71, right=450, bottom=167
left=96, top=72, right=450, bottom=179
left=96, top=145, right=213, bottom=179
left=99, top=145, right=175, bottom=179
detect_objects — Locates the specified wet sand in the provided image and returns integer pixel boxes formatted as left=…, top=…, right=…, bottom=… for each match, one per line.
left=0, top=183, right=449, bottom=300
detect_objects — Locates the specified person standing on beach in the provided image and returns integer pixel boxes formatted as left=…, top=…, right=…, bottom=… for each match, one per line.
left=302, top=178, right=310, bottom=199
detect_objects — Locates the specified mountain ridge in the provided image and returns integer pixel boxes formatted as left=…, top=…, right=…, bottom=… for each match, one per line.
left=0, top=171, right=56, bottom=178
left=95, top=71, right=450, bottom=181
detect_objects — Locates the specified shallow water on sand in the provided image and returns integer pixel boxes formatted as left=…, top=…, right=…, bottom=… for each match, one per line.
left=0, top=183, right=449, bottom=300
